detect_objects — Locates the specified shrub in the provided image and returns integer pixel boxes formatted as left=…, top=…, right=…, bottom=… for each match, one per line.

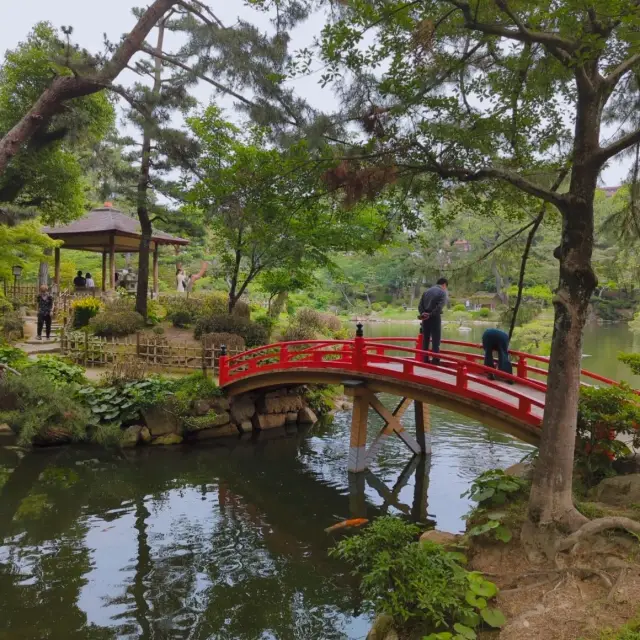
left=0, top=369, right=90, bottom=446
left=371, top=302, right=383, bottom=312
left=619, top=352, right=640, bottom=375
left=163, top=296, right=202, bottom=326
left=147, top=300, right=166, bottom=325
left=452, top=303, right=466, bottom=312
left=77, top=376, right=174, bottom=425
left=71, top=297, right=103, bottom=328
left=233, top=300, right=250, bottom=318
left=576, top=384, right=640, bottom=485
left=200, top=291, right=228, bottom=316
left=203, top=332, right=245, bottom=351
left=0, top=344, right=29, bottom=369
left=304, top=384, right=342, bottom=415
left=279, top=321, right=319, bottom=342
left=169, top=309, right=194, bottom=328
left=171, top=372, right=221, bottom=414
left=477, top=307, right=490, bottom=318
left=28, top=355, right=86, bottom=386
left=152, top=325, right=165, bottom=335
left=2, top=311, right=24, bottom=339
left=331, top=516, right=504, bottom=636
left=89, top=310, right=145, bottom=337
left=0, top=296, right=13, bottom=316
left=253, top=313, right=277, bottom=338
left=194, top=315, right=268, bottom=347
left=462, top=469, right=529, bottom=543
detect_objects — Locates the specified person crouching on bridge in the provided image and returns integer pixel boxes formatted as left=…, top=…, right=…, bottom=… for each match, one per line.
left=418, top=277, right=448, bottom=365
left=482, top=328, right=513, bottom=383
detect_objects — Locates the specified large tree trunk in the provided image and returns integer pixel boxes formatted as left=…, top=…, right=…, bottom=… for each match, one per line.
left=269, top=291, right=288, bottom=317
left=528, top=84, right=601, bottom=531
left=135, top=20, right=165, bottom=320
left=0, top=0, right=176, bottom=175
left=38, top=248, right=52, bottom=288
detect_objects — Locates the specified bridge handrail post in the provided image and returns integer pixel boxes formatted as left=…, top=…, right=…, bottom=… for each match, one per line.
left=517, top=354, right=528, bottom=379
left=280, top=344, right=289, bottom=364
left=415, top=325, right=422, bottom=361
left=456, top=362, right=468, bottom=390
left=354, top=323, right=365, bottom=370
left=219, top=344, right=229, bottom=385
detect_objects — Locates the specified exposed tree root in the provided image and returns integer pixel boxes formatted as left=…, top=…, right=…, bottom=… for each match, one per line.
left=555, top=517, right=640, bottom=553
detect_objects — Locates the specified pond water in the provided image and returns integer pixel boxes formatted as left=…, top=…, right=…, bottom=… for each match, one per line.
left=0, top=322, right=638, bottom=639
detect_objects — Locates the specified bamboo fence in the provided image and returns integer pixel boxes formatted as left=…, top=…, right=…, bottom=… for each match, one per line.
left=60, top=329, right=244, bottom=373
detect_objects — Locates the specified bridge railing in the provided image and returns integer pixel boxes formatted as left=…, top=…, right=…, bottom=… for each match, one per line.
left=219, top=336, right=551, bottom=427
left=365, top=336, right=623, bottom=390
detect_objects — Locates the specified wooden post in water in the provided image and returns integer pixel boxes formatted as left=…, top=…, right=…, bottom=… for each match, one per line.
left=414, top=401, right=431, bottom=454
left=345, top=380, right=369, bottom=473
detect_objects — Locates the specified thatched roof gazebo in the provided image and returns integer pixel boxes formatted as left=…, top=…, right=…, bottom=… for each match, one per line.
left=43, top=203, right=189, bottom=295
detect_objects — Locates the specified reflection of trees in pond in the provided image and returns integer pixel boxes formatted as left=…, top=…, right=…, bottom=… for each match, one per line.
left=0, top=432, right=376, bottom=639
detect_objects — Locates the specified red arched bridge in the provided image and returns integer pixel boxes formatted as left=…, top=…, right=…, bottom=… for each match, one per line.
left=218, top=327, right=623, bottom=472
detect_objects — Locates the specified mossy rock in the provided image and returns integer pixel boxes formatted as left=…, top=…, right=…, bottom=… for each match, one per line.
left=151, top=433, right=183, bottom=446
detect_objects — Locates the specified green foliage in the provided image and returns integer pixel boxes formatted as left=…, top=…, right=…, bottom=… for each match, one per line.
left=252, top=313, right=278, bottom=338
left=171, top=372, right=220, bottom=415
left=89, top=309, right=145, bottom=337
left=576, top=385, right=640, bottom=485
left=164, top=296, right=202, bottom=327
left=475, top=308, right=491, bottom=319
left=146, top=300, right=166, bottom=325
left=0, top=23, right=114, bottom=223
left=71, top=297, right=103, bottom=328
left=0, top=369, right=90, bottom=446
left=194, top=314, right=268, bottom=347
left=331, top=517, right=503, bottom=635
left=593, top=613, right=640, bottom=640
left=1, top=310, right=24, bottom=339
left=462, top=470, right=529, bottom=544
left=453, top=304, right=466, bottom=312
left=304, top=384, right=341, bottom=415
left=76, top=376, right=174, bottom=425
left=511, top=316, right=553, bottom=355
left=0, top=344, right=28, bottom=368
left=15, top=493, right=52, bottom=520
left=279, top=307, right=345, bottom=341
left=91, top=422, right=125, bottom=448
left=27, top=355, right=86, bottom=386
left=619, top=353, right=640, bottom=375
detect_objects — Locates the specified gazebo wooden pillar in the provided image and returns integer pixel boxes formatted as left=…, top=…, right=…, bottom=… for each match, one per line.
left=101, top=251, right=107, bottom=292
left=54, top=248, right=60, bottom=291
left=109, top=234, right=116, bottom=289
left=153, top=244, right=159, bottom=298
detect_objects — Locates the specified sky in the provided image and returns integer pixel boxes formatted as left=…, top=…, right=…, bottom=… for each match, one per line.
left=0, top=0, right=630, bottom=187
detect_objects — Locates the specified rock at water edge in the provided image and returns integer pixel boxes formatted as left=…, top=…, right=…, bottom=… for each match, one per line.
left=121, top=425, right=142, bottom=448
left=253, top=413, right=286, bottom=430
left=186, top=411, right=231, bottom=432
left=193, top=399, right=210, bottom=416
left=238, top=420, right=253, bottom=434
left=142, top=407, right=180, bottom=436
left=285, top=412, right=298, bottom=423
left=298, top=407, right=317, bottom=424
left=151, top=433, right=183, bottom=446
left=139, top=427, right=152, bottom=444
left=259, top=392, right=304, bottom=415
left=211, top=396, right=230, bottom=412
left=192, top=424, right=240, bottom=440
left=230, top=395, right=256, bottom=423
left=419, top=530, right=459, bottom=545
left=366, top=614, right=395, bottom=640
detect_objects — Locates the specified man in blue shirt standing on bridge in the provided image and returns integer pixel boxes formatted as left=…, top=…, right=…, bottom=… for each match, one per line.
left=418, top=277, right=448, bottom=365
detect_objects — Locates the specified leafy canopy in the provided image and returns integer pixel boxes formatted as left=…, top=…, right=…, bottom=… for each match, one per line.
left=0, top=22, right=114, bottom=223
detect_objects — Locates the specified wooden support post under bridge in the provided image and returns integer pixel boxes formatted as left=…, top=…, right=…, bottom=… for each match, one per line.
left=414, top=401, right=431, bottom=455
left=344, top=381, right=422, bottom=473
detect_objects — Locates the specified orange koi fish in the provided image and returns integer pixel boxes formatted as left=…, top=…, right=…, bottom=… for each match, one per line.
left=324, top=518, right=369, bottom=533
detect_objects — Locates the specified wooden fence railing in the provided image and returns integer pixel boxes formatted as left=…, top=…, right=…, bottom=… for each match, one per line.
left=60, top=330, right=245, bottom=373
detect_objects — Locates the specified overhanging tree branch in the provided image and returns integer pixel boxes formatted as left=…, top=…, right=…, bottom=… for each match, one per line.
left=603, top=52, right=640, bottom=88
left=597, top=126, right=640, bottom=163
left=0, top=0, right=178, bottom=174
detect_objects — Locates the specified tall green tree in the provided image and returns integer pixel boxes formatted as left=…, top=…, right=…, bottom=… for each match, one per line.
left=314, top=0, right=640, bottom=534
left=186, top=106, right=406, bottom=312
left=0, top=23, right=114, bottom=223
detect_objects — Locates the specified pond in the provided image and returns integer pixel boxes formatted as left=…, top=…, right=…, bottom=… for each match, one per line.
left=0, top=322, right=637, bottom=639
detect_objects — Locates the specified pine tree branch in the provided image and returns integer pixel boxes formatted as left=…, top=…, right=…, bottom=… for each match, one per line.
left=448, top=0, right=576, bottom=61
left=598, top=126, right=640, bottom=163
left=603, top=53, right=640, bottom=89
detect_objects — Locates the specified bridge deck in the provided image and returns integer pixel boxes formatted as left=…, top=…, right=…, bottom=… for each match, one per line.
left=368, top=360, right=546, bottom=420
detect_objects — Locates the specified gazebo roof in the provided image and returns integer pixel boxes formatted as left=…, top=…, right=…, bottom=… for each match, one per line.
left=42, top=204, right=189, bottom=253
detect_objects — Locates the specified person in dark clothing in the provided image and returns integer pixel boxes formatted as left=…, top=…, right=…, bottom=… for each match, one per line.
left=418, top=277, right=448, bottom=364
left=482, top=328, right=513, bottom=381
left=36, top=285, right=54, bottom=340
left=73, top=270, right=86, bottom=288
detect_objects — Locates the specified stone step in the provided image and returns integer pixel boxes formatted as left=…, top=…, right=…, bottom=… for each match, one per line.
left=22, top=345, right=61, bottom=355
